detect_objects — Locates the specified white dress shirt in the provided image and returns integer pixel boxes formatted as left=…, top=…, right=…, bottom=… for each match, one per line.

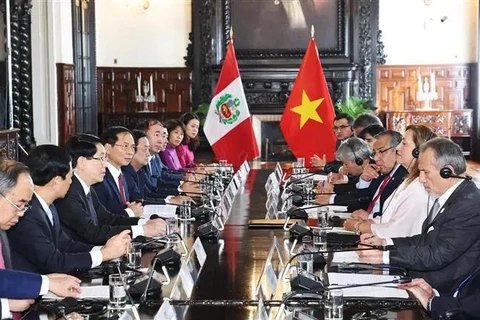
left=74, top=172, right=145, bottom=238
left=371, top=178, right=428, bottom=238
left=34, top=192, right=104, bottom=268
left=106, top=163, right=135, bottom=217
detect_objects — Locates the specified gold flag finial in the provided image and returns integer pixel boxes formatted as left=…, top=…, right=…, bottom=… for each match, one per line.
left=311, top=25, right=315, bottom=38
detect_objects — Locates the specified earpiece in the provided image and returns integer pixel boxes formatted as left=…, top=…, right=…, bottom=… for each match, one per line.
left=440, top=167, right=472, bottom=181
left=347, top=141, right=364, bottom=166
left=412, top=130, right=435, bottom=159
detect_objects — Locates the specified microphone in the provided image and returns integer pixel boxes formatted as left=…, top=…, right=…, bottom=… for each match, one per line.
left=133, top=232, right=188, bottom=256
left=116, top=263, right=141, bottom=320
left=285, top=173, right=319, bottom=186
left=283, top=197, right=370, bottom=230
left=140, top=247, right=181, bottom=303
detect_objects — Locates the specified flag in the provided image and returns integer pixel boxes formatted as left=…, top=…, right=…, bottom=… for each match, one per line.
left=280, top=38, right=336, bottom=163
left=204, top=41, right=259, bottom=168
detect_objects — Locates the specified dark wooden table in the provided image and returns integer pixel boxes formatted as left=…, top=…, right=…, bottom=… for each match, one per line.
left=66, top=169, right=428, bottom=319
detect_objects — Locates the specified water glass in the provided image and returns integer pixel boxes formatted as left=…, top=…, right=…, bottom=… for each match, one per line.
left=313, top=228, right=328, bottom=251
left=109, top=274, right=127, bottom=309
left=324, top=290, right=343, bottom=320
left=297, top=251, right=313, bottom=274
left=180, top=199, right=192, bottom=220
left=126, top=243, right=142, bottom=269
left=317, top=207, right=329, bottom=228
left=296, top=157, right=305, bottom=168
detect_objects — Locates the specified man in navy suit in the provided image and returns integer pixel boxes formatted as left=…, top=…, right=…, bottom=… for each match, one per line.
left=399, top=267, right=480, bottom=319
left=8, top=145, right=131, bottom=274
left=316, top=130, right=407, bottom=216
left=55, top=134, right=166, bottom=245
left=92, top=126, right=143, bottom=217
left=0, top=160, right=83, bottom=317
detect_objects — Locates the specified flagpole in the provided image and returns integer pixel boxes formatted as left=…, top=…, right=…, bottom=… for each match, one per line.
left=230, top=26, right=234, bottom=44
left=311, top=25, right=315, bottom=38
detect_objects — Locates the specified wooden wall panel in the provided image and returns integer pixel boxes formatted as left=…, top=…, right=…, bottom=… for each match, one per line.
left=97, top=67, right=192, bottom=114
left=57, top=64, right=76, bottom=147
left=376, top=64, right=472, bottom=112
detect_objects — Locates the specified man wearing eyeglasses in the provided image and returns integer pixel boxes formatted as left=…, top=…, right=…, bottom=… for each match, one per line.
left=316, top=131, right=407, bottom=219
left=311, top=113, right=354, bottom=169
left=0, top=160, right=84, bottom=318
left=55, top=134, right=167, bottom=245
left=92, top=126, right=143, bottom=217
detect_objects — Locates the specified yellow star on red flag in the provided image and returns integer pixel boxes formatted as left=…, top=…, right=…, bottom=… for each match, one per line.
left=290, top=90, right=324, bottom=129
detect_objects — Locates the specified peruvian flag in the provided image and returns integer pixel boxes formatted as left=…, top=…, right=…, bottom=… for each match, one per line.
left=204, top=41, right=259, bottom=168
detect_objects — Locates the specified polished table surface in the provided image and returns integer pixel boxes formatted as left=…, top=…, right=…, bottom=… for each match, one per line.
left=78, top=169, right=428, bottom=319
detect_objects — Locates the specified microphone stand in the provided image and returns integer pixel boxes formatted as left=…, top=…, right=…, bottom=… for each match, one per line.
left=140, top=250, right=174, bottom=303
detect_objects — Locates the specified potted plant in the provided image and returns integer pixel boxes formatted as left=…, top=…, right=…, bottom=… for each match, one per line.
left=334, top=97, right=376, bottom=118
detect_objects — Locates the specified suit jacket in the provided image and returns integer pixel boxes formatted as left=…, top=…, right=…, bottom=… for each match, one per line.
left=92, top=169, right=130, bottom=216
left=431, top=265, right=480, bottom=319
left=390, top=180, right=480, bottom=296
left=0, top=268, right=42, bottom=299
left=122, top=165, right=165, bottom=204
left=8, top=195, right=93, bottom=274
left=148, top=155, right=182, bottom=190
left=332, top=175, right=360, bottom=195
left=54, top=175, right=141, bottom=245
left=334, top=165, right=408, bottom=214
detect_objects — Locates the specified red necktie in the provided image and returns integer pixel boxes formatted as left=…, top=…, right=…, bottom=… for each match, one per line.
left=0, top=239, right=20, bottom=319
left=118, top=173, right=127, bottom=205
left=367, top=174, right=391, bottom=214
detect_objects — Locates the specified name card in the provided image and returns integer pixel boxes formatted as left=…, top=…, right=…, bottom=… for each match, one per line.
left=193, top=237, right=207, bottom=267
left=155, top=299, right=177, bottom=320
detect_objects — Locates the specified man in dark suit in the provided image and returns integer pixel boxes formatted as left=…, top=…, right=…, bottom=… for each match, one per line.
left=8, top=145, right=130, bottom=274
left=316, top=131, right=407, bottom=216
left=92, top=126, right=143, bottom=217
left=359, top=138, right=480, bottom=296
left=0, top=160, right=84, bottom=317
left=55, top=134, right=167, bottom=245
left=136, top=119, right=201, bottom=197
left=398, top=267, right=480, bottom=319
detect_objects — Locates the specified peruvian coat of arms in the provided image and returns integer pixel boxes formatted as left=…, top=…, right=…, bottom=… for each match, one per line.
left=215, top=93, right=240, bottom=124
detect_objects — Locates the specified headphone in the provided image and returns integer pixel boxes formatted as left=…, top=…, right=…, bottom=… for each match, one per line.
left=412, top=131, right=436, bottom=159
left=439, top=167, right=472, bottom=181
left=347, top=140, right=364, bottom=166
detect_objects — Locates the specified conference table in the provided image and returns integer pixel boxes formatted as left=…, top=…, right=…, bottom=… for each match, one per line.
left=74, top=169, right=427, bottom=319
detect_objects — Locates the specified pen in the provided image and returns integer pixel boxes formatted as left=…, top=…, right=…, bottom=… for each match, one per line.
left=320, top=180, right=325, bottom=193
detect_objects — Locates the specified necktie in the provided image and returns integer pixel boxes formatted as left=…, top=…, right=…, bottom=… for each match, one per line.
left=367, top=174, right=391, bottom=215
left=118, top=173, right=127, bottom=205
left=86, top=192, right=99, bottom=226
left=426, top=199, right=440, bottom=226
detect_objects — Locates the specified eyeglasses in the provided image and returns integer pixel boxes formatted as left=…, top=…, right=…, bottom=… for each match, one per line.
left=333, top=125, right=351, bottom=132
left=114, top=144, right=136, bottom=152
left=86, top=156, right=107, bottom=162
left=0, top=193, right=31, bottom=213
left=371, top=146, right=394, bottom=158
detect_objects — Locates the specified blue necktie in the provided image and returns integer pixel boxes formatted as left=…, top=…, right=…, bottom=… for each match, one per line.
left=86, top=192, right=99, bottom=226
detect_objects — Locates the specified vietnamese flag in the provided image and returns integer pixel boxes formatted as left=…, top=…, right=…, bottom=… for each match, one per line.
left=280, top=37, right=336, bottom=163
left=204, top=40, right=259, bottom=168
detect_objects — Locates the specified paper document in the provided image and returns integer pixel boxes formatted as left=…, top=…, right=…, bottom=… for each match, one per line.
left=327, top=273, right=409, bottom=298
left=44, top=286, right=109, bottom=300
left=331, top=251, right=360, bottom=264
left=339, top=286, right=409, bottom=299
left=143, top=204, right=177, bottom=219
left=304, top=206, right=348, bottom=219
left=326, top=227, right=357, bottom=235
left=312, top=174, right=328, bottom=181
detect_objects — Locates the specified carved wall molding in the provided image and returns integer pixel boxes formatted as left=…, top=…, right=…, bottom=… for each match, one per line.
left=376, top=64, right=472, bottom=112
left=1, top=0, right=34, bottom=149
left=189, top=0, right=380, bottom=109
